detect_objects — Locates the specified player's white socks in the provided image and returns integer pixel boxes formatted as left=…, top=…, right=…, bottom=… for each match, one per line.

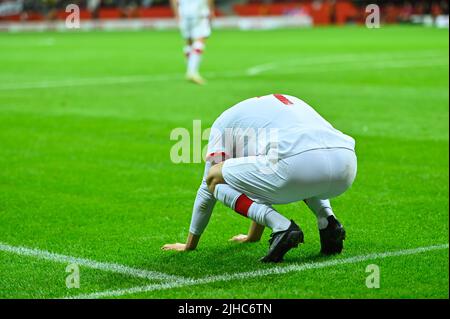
left=213, top=184, right=241, bottom=209
left=187, top=40, right=204, bottom=76
left=304, top=198, right=335, bottom=230
left=214, top=184, right=291, bottom=233
left=248, top=204, right=291, bottom=233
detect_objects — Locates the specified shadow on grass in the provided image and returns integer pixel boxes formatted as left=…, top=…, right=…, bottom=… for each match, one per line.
left=139, top=241, right=337, bottom=278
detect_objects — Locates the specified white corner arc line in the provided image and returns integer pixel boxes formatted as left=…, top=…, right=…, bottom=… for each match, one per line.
left=0, top=242, right=185, bottom=282
left=69, top=243, right=449, bottom=299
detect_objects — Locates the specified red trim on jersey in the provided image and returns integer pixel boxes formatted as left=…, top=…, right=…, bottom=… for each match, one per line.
left=273, top=94, right=293, bottom=105
left=193, top=49, right=203, bottom=54
left=234, top=194, right=254, bottom=217
left=207, top=151, right=227, bottom=158
left=206, top=151, right=228, bottom=163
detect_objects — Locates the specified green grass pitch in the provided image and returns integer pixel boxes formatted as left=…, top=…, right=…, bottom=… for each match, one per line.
left=0, top=26, right=448, bottom=299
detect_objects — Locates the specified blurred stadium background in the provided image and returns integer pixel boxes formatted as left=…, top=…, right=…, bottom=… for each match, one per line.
left=0, top=0, right=449, bottom=31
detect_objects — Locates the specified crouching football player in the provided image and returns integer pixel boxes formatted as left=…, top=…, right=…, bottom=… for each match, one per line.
left=163, top=94, right=357, bottom=262
left=170, top=0, right=214, bottom=85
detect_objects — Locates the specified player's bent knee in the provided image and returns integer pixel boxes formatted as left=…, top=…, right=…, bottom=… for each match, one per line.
left=206, top=163, right=225, bottom=193
left=206, top=175, right=224, bottom=193
left=206, top=176, right=222, bottom=194
left=207, top=178, right=217, bottom=194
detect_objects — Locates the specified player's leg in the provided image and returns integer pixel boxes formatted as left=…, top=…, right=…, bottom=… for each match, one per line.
left=206, top=159, right=304, bottom=263
left=213, top=183, right=303, bottom=263
left=303, top=198, right=335, bottom=230
left=213, top=183, right=291, bottom=233
left=206, top=162, right=290, bottom=233
left=240, top=148, right=355, bottom=255
left=299, top=148, right=357, bottom=254
left=304, top=198, right=346, bottom=255
left=186, top=17, right=211, bottom=84
left=186, top=38, right=206, bottom=84
left=178, top=17, right=197, bottom=80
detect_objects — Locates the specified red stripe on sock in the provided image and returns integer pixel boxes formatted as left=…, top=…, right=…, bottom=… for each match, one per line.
left=234, top=194, right=253, bottom=217
left=273, top=94, right=293, bottom=105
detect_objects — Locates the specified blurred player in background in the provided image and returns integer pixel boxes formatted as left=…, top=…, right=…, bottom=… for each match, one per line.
left=170, top=0, right=214, bottom=85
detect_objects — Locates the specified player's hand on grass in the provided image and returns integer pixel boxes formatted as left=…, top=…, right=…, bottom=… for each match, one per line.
left=229, top=234, right=249, bottom=243
left=161, top=243, right=187, bottom=251
left=229, top=223, right=265, bottom=243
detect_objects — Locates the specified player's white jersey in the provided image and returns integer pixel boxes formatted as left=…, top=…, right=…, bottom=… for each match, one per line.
left=207, top=94, right=355, bottom=161
left=178, top=0, right=210, bottom=19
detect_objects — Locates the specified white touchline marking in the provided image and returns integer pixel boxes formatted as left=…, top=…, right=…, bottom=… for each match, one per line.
left=0, top=242, right=185, bottom=282
left=0, top=51, right=447, bottom=91
left=68, top=243, right=449, bottom=299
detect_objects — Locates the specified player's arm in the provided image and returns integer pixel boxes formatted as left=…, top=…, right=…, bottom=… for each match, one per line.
left=162, top=127, right=226, bottom=252
left=162, top=161, right=217, bottom=251
left=169, top=0, right=179, bottom=19
left=230, top=221, right=265, bottom=243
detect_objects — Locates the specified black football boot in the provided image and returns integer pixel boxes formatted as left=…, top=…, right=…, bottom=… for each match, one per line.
left=260, top=220, right=304, bottom=263
left=319, top=215, right=346, bottom=255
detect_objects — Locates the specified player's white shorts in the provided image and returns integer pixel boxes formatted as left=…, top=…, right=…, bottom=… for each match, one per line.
left=179, top=16, right=211, bottom=40
left=222, top=148, right=357, bottom=205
